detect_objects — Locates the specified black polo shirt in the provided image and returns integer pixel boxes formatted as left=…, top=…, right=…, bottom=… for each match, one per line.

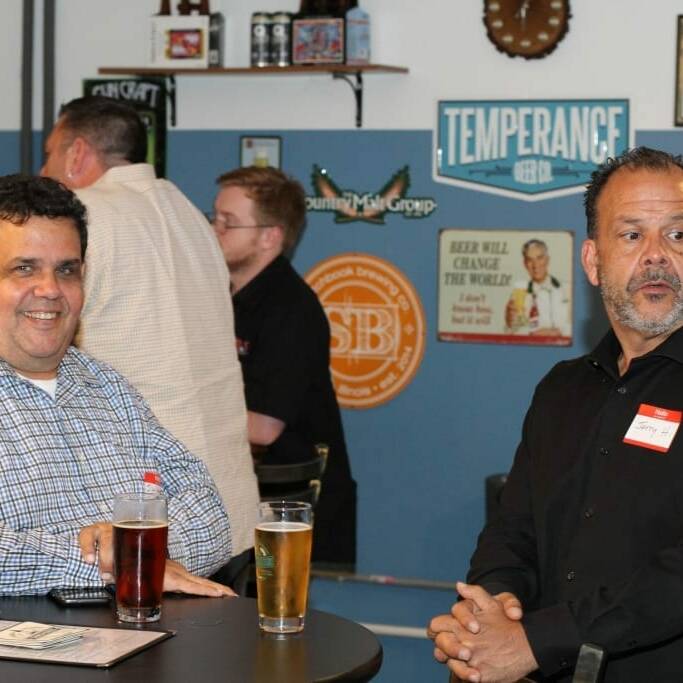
left=469, top=324, right=683, bottom=682
left=233, top=255, right=356, bottom=565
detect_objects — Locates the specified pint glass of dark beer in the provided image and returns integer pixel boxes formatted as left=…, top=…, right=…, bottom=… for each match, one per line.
left=113, top=492, right=168, bottom=623
left=255, top=501, right=313, bottom=633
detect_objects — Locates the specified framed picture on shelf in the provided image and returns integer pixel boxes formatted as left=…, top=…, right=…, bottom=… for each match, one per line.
left=292, top=17, right=344, bottom=65
left=240, top=136, right=282, bottom=169
left=675, top=16, right=683, bottom=125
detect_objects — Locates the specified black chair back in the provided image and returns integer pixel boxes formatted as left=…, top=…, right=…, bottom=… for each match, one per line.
left=254, top=444, right=328, bottom=507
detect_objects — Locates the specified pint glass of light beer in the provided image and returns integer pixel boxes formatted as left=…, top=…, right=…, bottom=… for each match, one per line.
left=113, top=492, right=168, bottom=623
left=255, top=501, right=313, bottom=634
left=510, top=287, right=529, bottom=329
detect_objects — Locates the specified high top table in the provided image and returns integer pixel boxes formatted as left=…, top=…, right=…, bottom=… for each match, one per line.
left=0, top=594, right=382, bottom=682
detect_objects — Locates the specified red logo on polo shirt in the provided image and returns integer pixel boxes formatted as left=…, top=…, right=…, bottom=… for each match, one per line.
left=236, top=338, right=250, bottom=357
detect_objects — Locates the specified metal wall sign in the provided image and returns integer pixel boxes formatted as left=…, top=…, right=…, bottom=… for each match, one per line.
left=307, top=166, right=437, bottom=223
left=435, top=99, right=629, bottom=200
left=306, top=253, right=426, bottom=409
left=438, top=229, right=573, bottom=346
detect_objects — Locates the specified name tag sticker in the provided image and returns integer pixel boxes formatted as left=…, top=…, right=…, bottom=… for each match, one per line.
left=623, top=403, right=682, bottom=453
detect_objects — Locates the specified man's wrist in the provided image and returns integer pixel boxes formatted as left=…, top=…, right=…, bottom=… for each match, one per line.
left=521, top=603, right=582, bottom=677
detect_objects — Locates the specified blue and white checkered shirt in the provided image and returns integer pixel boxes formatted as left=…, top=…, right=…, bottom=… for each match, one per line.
left=0, top=346, right=232, bottom=595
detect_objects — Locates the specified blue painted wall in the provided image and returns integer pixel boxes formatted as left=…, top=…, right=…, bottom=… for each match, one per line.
left=166, top=129, right=602, bottom=682
left=5, top=126, right=683, bottom=681
left=167, top=129, right=600, bottom=580
left=0, top=133, right=20, bottom=175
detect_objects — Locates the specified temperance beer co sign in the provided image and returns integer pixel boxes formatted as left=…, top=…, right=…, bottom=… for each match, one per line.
left=435, top=99, right=629, bottom=200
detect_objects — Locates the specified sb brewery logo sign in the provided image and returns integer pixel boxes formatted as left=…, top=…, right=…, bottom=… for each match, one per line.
left=306, top=166, right=437, bottom=223
left=305, top=254, right=426, bottom=409
left=435, top=99, right=629, bottom=200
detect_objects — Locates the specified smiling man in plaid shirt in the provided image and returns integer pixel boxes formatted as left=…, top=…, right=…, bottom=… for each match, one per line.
left=0, top=174, right=233, bottom=597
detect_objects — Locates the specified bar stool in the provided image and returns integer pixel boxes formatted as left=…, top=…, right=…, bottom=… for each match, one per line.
left=254, top=443, right=328, bottom=507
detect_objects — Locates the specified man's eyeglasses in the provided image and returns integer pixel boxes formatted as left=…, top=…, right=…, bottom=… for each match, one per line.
left=207, top=213, right=274, bottom=232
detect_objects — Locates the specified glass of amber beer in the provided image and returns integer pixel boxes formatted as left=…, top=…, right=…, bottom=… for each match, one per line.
left=113, top=492, right=168, bottom=623
left=255, top=501, right=313, bottom=634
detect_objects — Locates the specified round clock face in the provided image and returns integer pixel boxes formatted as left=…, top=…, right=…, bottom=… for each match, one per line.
left=483, top=0, right=571, bottom=59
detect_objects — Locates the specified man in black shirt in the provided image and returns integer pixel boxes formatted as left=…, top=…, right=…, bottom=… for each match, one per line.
left=211, top=166, right=356, bottom=565
left=429, top=147, right=683, bottom=683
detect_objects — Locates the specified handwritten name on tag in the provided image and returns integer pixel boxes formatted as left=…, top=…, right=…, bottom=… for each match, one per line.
left=623, top=403, right=682, bottom=453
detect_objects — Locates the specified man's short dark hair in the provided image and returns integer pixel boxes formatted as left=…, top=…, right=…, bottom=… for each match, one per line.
left=215, top=166, right=307, bottom=254
left=0, top=175, right=88, bottom=258
left=584, top=146, right=683, bottom=238
left=57, top=96, right=147, bottom=167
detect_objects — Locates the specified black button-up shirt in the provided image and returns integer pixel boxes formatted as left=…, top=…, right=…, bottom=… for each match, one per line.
left=233, top=255, right=356, bottom=564
left=468, top=325, right=683, bottom=682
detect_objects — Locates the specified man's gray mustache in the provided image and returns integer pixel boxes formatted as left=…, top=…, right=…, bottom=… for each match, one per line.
left=627, top=269, right=682, bottom=293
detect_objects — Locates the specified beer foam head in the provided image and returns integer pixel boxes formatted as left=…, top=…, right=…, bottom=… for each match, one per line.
left=256, top=521, right=312, bottom=532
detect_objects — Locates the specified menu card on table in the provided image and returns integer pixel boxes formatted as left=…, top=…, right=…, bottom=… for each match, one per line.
left=0, top=620, right=173, bottom=668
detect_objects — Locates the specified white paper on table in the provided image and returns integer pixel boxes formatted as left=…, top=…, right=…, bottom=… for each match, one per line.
left=0, top=619, right=174, bottom=668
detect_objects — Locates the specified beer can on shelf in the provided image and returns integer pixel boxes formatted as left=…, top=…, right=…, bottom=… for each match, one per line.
left=271, top=12, right=292, bottom=67
left=251, top=12, right=272, bottom=67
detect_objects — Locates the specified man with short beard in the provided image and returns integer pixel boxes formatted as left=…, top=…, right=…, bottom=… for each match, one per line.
left=429, top=147, right=683, bottom=683
left=211, top=166, right=356, bottom=566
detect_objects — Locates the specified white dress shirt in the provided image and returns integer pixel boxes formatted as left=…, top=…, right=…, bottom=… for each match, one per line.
left=75, top=164, right=258, bottom=556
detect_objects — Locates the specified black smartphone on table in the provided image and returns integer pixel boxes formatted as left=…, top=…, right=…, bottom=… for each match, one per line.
left=48, top=587, right=113, bottom=607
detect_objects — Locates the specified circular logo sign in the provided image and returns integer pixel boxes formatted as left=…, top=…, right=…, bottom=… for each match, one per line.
left=306, top=253, right=426, bottom=409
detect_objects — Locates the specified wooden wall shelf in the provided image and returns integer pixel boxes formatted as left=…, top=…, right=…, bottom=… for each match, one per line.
left=97, top=64, right=409, bottom=127
left=98, top=64, right=408, bottom=76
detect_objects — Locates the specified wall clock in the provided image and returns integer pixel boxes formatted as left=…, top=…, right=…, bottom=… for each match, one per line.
left=483, top=0, right=571, bottom=60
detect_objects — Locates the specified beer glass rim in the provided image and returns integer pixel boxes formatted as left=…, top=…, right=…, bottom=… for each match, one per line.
left=113, top=492, right=168, bottom=525
left=258, top=501, right=312, bottom=513
left=115, top=491, right=166, bottom=502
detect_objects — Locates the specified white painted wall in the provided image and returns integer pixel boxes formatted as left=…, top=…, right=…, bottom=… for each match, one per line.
left=1, top=0, right=682, bottom=131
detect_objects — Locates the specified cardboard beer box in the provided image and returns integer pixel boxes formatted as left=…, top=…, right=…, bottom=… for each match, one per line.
left=149, top=15, right=210, bottom=68
left=292, top=17, right=345, bottom=65
left=346, top=6, right=370, bottom=65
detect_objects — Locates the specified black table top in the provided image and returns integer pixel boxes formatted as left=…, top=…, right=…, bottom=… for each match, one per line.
left=0, top=594, right=382, bottom=682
